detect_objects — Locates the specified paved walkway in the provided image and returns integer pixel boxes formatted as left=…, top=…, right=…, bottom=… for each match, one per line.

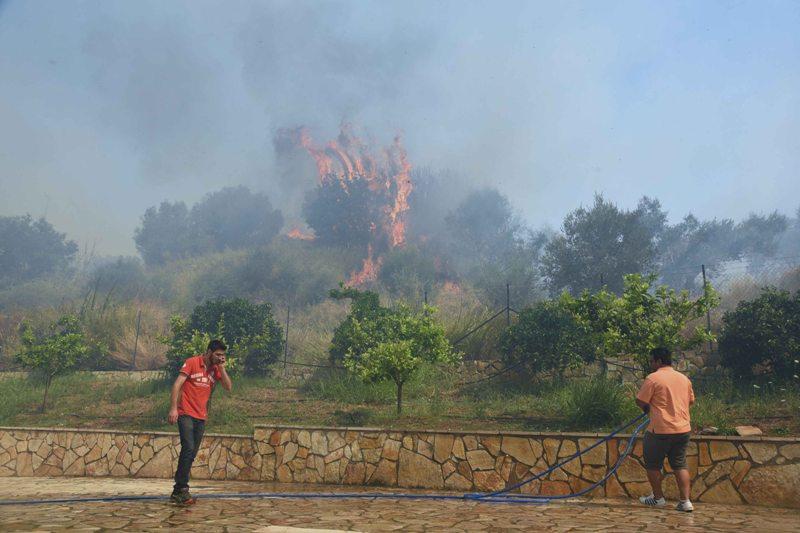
left=0, top=477, right=798, bottom=532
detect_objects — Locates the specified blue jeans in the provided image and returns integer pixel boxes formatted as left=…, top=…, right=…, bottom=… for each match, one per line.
left=173, top=414, right=205, bottom=493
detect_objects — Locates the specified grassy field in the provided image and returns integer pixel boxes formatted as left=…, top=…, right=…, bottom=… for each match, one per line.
left=1, top=368, right=798, bottom=437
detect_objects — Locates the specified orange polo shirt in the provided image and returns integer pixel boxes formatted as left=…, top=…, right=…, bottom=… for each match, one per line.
left=636, top=366, right=695, bottom=434
left=177, top=355, right=222, bottom=420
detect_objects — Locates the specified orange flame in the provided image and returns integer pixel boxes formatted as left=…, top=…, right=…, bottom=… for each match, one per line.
left=347, top=245, right=383, bottom=286
left=288, top=124, right=414, bottom=284
left=287, top=227, right=315, bottom=241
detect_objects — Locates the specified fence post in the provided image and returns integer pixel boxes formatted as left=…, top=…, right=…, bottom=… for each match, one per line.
left=701, top=264, right=713, bottom=354
left=132, top=309, right=141, bottom=370
left=600, top=273, right=604, bottom=288
left=424, top=290, right=428, bottom=306
left=506, top=283, right=511, bottom=327
left=283, top=305, right=290, bottom=377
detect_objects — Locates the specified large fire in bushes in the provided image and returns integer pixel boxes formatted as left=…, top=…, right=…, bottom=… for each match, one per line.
left=283, top=124, right=413, bottom=285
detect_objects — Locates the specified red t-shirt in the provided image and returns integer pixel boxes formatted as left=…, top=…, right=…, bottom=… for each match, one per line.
left=177, top=355, right=222, bottom=420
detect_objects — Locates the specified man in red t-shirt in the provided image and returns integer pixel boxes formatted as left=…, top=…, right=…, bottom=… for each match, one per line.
left=167, top=339, right=232, bottom=504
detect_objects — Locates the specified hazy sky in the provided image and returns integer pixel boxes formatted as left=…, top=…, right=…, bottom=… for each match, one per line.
left=1, top=0, right=798, bottom=255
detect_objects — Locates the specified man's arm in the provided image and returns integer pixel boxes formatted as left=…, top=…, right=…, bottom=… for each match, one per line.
left=168, top=374, right=188, bottom=424
left=217, top=365, right=232, bottom=391
left=635, top=398, right=650, bottom=414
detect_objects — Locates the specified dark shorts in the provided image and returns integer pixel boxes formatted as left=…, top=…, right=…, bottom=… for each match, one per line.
left=643, top=431, right=690, bottom=471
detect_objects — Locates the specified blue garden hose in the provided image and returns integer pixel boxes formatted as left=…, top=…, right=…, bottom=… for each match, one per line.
left=0, top=413, right=648, bottom=507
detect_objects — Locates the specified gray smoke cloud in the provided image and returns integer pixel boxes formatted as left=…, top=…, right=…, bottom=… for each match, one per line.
left=0, top=0, right=798, bottom=255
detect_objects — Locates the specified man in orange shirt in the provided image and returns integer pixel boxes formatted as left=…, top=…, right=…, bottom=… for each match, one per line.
left=635, top=347, right=695, bottom=512
left=167, top=339, right=233, bottom=504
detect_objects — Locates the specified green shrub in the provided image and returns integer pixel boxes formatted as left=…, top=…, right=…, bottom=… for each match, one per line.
left=563, top=376, right=638, bottom=429
left=501, top=300, right=594, bottom=378
left=162, top=297, right=283, bottom=378
left=718, top=288, right=800, bottom=379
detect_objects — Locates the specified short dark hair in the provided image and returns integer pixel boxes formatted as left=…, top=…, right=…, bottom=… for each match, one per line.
left=207, top=339, right=227, bottom=352
left=650, top=347, right=672, bottom=365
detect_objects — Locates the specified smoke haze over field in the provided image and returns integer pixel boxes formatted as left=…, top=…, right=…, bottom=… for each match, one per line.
left=1, top=0, right=799, bottom=255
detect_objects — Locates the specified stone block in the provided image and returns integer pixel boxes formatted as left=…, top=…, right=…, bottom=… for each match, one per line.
left=466, top=449, right=495, bottom=470
left=543, top=438, right=560, bottom=464
left=311, top=431, right=328, bottom=455
left=327, top=432, right=346, bottom=451
left=463, top=436, right=479, bottom=451
left=473, top=470, right=504, bottom=491
left=735, top=426, right=763, bottom=437
left=731, top=460, right=751, bottom=487
left=739, top=464, right=800, bottom=508
left=297, top=430, right=311, bottom=448
left=282, top=442, right=299, bottom=465
left=342, top=461, right=365, bottom=484
left=276, top=464, right=292, bottom=482
left=398, top=448, right=443, bottom=488
left=604, top=475, right=627, bottom=498
left=780, top=444, right=800, bottom=460
left=501, top=437, right=538, bottom=466
left=558, top=440, right=577, bottom=458
left=444, top=472, right=473, bottom=490
left=136, top=447, right=172, bottom=478
left=402, top=436, right=414, bottom=450
left=709, top=441, right=739, bottom=462
left=417, top=439, right=433, bottom=459
left=743, top=442, right=777, bottom=464
left=452, top=438, right=466, bottom=459
left=616, top=457, right=647, bottom=483
left=539, top=480, right=570, bottom=496
left=324, top=447, right=344, bottom=464
left=457, top=460, right=473, bottom=480
left=704, top=460, right=734, bottom=485
left=577, top=439, right=606, bottom=466
left=700, top=479, right=743, bottom=504
left=480, top=436, right=501, bottom=456
left=381, top=439, right=401, bottom=461
left=434, top=435, right=455, bottom=463
left=369, top=459, right=397, bottom=486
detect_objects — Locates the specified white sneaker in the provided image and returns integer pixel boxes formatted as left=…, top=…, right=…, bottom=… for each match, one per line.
left=639, top=494, right=666, bottom=507
left=676, top=500, right=694, bottom=512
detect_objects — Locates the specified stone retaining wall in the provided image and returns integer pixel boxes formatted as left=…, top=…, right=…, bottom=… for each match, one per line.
left=1, top=425, right=798, bottom=508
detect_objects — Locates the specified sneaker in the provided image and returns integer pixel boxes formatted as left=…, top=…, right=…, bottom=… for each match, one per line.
left=170, top=489, right=196, bottom=505
left=676, top=500, right=694, bottom=512
left=639, top=494, right=666, bottom=507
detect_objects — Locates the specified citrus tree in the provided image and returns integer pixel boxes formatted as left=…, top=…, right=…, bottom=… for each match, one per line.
left=563, top=273, right=719, bottom=373
left=331, top=286, right=459, bottom=413
left=16, top=314, right=90, bottom=412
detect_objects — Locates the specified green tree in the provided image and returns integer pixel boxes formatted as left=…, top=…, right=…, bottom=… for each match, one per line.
left=331, top=286, right=459, bottom=413
left=134, top=201, right=196, bottom=266
left=500, top=300, right=595, bottom=379
left=191, top=186, right=284, bottom=251
left=16, top=315, right=90, bottom=412
left=542, top=195, right=665, bottom=295
left=718, top=288, right=800, bottom=379
left=0, top=215, right=78, bottom=288
left=563, top=273, right=719, bottom=372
